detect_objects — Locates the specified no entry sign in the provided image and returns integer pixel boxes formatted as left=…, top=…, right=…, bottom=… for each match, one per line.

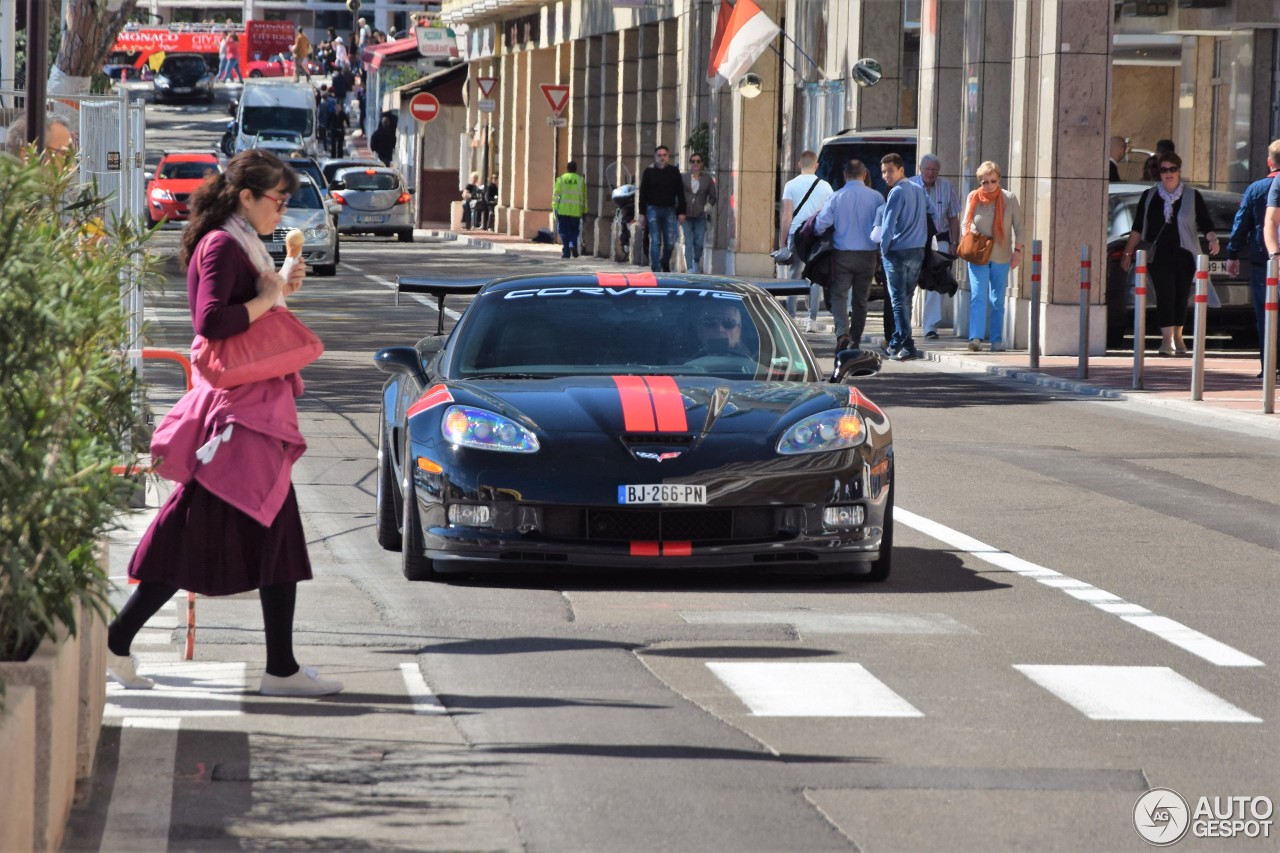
left=409, top=92, right=441, bottom=123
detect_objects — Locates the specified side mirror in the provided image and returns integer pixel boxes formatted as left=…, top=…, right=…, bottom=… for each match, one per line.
left=373, top=345, right=427, bottom=381
left=144, top=171, right=154, bottom=181
left=407, top=187, right=415, bottom=195
left=227, top=100, right=238, bottom=117
left=831, top=349, right=882, bottom=383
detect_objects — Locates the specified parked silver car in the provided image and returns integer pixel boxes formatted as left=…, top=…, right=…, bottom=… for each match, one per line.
left=259, top=176, right=340, bottom=276
left=329, top=166, right=414, bottom=242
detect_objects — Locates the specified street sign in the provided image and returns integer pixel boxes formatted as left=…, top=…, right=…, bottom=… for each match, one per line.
left=477, top=77, right=497, bottom=97
left=540, top=83, right=570, bottom=115
left=546, top=116, right=568, bottom=128
left=478, top=99, right=495, bottom=113
left=409, top=92, right=441, bottom=123
left=416, top=26, right=455, bottom=59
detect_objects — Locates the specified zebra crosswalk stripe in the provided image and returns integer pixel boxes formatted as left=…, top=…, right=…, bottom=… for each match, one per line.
left=1014, top=665, right=1261, bottom=722
left=707, top=661, right=924, bottom=718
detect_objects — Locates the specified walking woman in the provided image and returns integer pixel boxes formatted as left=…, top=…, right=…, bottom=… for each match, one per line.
left=1120, top=151, right=1218, bottom=356
left=106, top=150, right=342, bottom=697
left=963, top=161, right=1023, bottom=352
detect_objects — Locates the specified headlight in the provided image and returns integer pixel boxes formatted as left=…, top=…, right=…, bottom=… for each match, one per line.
left=303, top=226, right=330, bottom=241
left=441, top=405, right=538, bottom=453
left=155, top=76, right=169, bottom=87
left=776, top=409, right=866, bottom=455
left=150, top=188, right=173, bottom=201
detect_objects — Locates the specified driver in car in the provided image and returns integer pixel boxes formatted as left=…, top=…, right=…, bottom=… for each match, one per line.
left=695, top=300, right=753, bottom=358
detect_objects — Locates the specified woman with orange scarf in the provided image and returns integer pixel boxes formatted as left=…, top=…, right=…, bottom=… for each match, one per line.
left=963, top=161, right=1023, bottom=352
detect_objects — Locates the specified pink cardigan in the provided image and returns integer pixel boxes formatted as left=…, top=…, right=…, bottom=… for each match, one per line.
left=150, top=370, right=307, bottom=527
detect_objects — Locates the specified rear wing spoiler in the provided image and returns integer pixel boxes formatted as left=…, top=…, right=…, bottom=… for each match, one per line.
left=738, top=279, right=811, bottom=297
left=396, top=276, right=488, bottom=335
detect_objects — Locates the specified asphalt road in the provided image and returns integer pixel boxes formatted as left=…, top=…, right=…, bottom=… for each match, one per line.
left=64, top=90, right=1280, bottom=853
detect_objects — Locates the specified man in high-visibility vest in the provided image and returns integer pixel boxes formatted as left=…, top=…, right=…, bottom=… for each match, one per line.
left=553, top=161, right=587, bottom=258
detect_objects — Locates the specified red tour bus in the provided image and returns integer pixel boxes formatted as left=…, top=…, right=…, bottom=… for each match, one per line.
left=107, top=22, right=295, bottom=79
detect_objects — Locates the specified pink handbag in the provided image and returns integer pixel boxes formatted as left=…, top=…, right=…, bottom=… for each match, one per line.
left=192, top=306, right=324, bottom=389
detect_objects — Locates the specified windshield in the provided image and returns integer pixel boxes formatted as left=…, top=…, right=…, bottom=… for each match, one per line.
left=287, top=161, right=325, bottom=190
left=241, top=106, right=313, bottom=138
left=1108, top=191, right=1242, bottom=240
left=451, top=286, right=815, bottom=381
left=338, top=170, right=400, bottom=191
left=161, top=56, right=207, bottom=76
left=160, top=160, right=217, bottom=180
left=818, top=141, right=916, bottom=194
left=290, top=183, right=323, bottom=210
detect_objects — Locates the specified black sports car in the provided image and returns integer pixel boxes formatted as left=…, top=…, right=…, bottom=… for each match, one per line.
left=373, top=273, right=894, bottom=582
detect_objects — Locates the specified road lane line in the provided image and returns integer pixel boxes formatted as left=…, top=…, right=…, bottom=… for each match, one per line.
left=896, top=507, right=1264, bottom=668
left=707, top=662, right=924, bottom=717
left=363, top=273, right=464, bottom=321
left=399, top=662, right=447, bottom=715
left=1014, top=665, right=1261, bottom=722
left=99, top=718, right=180, bottom=852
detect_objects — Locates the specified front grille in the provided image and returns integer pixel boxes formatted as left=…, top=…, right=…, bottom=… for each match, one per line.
left=173, top=193, right=190, bottom=203
left=540, top=506, right=785, bottom=544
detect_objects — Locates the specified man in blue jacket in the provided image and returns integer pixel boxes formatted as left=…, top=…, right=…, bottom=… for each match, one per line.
left=878, top=153, right=935, bottom=361
left=1227, top=138, right=1280, bottom=377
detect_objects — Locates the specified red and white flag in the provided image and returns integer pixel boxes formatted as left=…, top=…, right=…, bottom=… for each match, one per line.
left=707, top=0, right=781, bottom=89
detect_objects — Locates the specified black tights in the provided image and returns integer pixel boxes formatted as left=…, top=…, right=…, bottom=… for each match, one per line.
left=108, top=581, right=300, bottom=677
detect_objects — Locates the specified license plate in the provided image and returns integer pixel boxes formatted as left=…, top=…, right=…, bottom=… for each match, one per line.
left=1208, top=260, right=1229, bottom=276
left=173, top=87, right=191, bottom=93
left=355, top=214, right=386, bottom=224
left=617, top=484, right=707, bottom=505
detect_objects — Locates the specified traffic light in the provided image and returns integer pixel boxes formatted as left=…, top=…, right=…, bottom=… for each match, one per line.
left=346, top=0, right=360, bottom=12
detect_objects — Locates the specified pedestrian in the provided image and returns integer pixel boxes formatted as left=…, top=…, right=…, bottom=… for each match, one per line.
left=332, top=36, right=350, bottom=72
left=370, top=115, right=395, bottom=167
left=681, top=152, right=717, bottom=273
left=317, top=87, right=334, bottom=148
left=331, top=64, right=351, bottom=104
left=960, top=161, right=1023, bottom=353
left=106, top=149, right=342, bottom=697
left=216, top=32, right=233, bottom=82
left=1109, top=135, right=1127, bottom=182
left=636, top=144, right=686, bottom=272
left=329, top=102, right=349, bottom=159
left=553, top=160, right=587, bottom=258
left=1227, top=139, right=1280, bottom=377
left=878, top=153, right=933, bottom=361
left=219, top=33, right=243, bottom=84
left=4, top=114, right=75, bottom=158
left=1142, top=138, right=1176, bottom=182
left=778, top=150, right=833, bottom=328
left=909, top=153, right=961, bottom=339
left=356, top=17, right=371, bottom=50
left=484, top=173, right=499, bottom=230
left=462, top=171, right=485, bottom=230
left=812, top=159, right=884, bottom=352
left=1121, top=151, right=1217, bottom=356
left=291, top=27, right=312, bottom=82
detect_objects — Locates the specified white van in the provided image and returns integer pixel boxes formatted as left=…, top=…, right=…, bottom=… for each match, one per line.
left=234, top=80, right=319, bottom=158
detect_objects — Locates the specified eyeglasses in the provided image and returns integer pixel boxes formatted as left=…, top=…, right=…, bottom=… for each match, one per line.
left=690, top=158, right=702, bottom=163
left=701, top=317, right=740, bottom=330
left=1159, top=166, right=1180, bottom=174
left=262, top=191, right=290, bottom=211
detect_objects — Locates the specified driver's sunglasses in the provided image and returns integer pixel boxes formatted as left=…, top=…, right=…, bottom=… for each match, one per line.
left=262, top=191, right=290, bottom=211
left=701, top=317, right=740, bottom=330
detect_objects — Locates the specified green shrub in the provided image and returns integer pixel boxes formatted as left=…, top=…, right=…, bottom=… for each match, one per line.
left=0, top=149, right=154, bottom=666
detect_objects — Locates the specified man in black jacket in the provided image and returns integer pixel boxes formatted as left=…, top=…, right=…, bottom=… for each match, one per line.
left=370, top=116, right=395, bottom=167
left=637, top=145, right=686, bottom=272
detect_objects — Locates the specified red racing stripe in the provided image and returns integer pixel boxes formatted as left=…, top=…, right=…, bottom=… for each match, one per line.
left=626, top=271, right=658, bottom=287
left=630, top=541, right=661, bottom=556
left=613, top=375, right=657, bottom=431
left=643, top=375, right=688, bottom=432
left=662, top=541, right=692, bottom=557
left=407, top=384, right=454, bottom=418
left=596, top=272, right=630, bottom=288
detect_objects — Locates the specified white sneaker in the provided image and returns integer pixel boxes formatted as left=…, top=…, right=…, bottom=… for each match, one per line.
left=990, top=342, right=1007, bottom=352
left=259, top=665, right=343, bottom=697
left=106, top=652, right=155, bottom=690
left=800, top=317, right=814, bottom=332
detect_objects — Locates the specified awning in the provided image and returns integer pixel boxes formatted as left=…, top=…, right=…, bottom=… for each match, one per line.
left=392, top=62, right=467, bottom=96
left=363, top=36, right=420, bottom=71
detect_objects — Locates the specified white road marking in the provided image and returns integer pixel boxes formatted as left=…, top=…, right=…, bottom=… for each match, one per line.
left=896, top=507, right=1264, bottom=668
left=1014, top=665, right=1262, bottom=722
left=707, top=662, right=924, bottom=718
left=682, top=610, right=973, bottom=635
left=399, top=661, right=447, bottom=715
left=99, top=717, right=180, bottom=852
left=105, top=662, right=246, bottom=718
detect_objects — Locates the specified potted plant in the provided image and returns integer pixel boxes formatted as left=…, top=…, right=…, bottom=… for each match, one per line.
left=0, top=145, right=155, bottom=851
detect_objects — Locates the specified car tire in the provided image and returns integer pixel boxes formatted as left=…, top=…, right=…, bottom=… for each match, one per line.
left=249, top=70, right=263, bottom=78
left=400, top=432, right=436, bottom=581
left=316, top=263, right=336, bottom=277
left=398, top=229, right=413, bottom=243
left=375, top=420, right=402, bottom=552
left=862, top=484, right=894, bottom=582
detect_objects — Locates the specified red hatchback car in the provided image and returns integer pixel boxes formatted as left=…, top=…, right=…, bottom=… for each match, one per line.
left=146, top=152, right=221, bottom=226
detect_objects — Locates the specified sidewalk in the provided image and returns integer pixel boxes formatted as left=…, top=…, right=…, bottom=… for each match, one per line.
left=429, top=226, right=1280, bottom=438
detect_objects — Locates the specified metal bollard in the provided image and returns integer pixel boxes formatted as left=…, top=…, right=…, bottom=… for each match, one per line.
left=1132, top=249, right=1148, bottom=389
left=1029, top=240, right=1042, bottom=369
left=1190, top=255, right=1209, bottom=401
left=1264, top=257, right=1278, bottom=414
left=1078, top=245, right=1091, bottom=379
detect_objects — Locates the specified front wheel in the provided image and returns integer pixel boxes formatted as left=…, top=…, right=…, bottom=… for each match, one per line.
left=249, top=70, right=264, bottom=78
left=375, top=421, right=401, bottom=551
left=863, top=485, right=894, bottom=582
left=400, top=433, right=436, bottom=581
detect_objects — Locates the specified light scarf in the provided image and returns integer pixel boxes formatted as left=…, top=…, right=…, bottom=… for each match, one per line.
left=964, top=184, right=1005, bottom=244
left=1156, top=181, right=1184, bottom=222
left=218, top=213, right=276, bottom=275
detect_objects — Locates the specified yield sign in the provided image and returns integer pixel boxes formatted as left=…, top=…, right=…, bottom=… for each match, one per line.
left=476, top=77, right=497, bottom=97
left=409, top=92, right=441, bottom=123
left=540, top=83, right=570, bottom=115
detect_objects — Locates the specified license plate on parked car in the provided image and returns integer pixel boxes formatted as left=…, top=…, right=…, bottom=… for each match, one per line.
left=617, top=484, right=707, bottom=505
left=1208, top=260, right=1229, bottom=276
left=356, top=215, right=386, bottom=224
left=173, top=87, right=191, bottom=93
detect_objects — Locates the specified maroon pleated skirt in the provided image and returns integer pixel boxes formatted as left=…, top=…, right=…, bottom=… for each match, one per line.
left=128, top=480, right=312, bottom=596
